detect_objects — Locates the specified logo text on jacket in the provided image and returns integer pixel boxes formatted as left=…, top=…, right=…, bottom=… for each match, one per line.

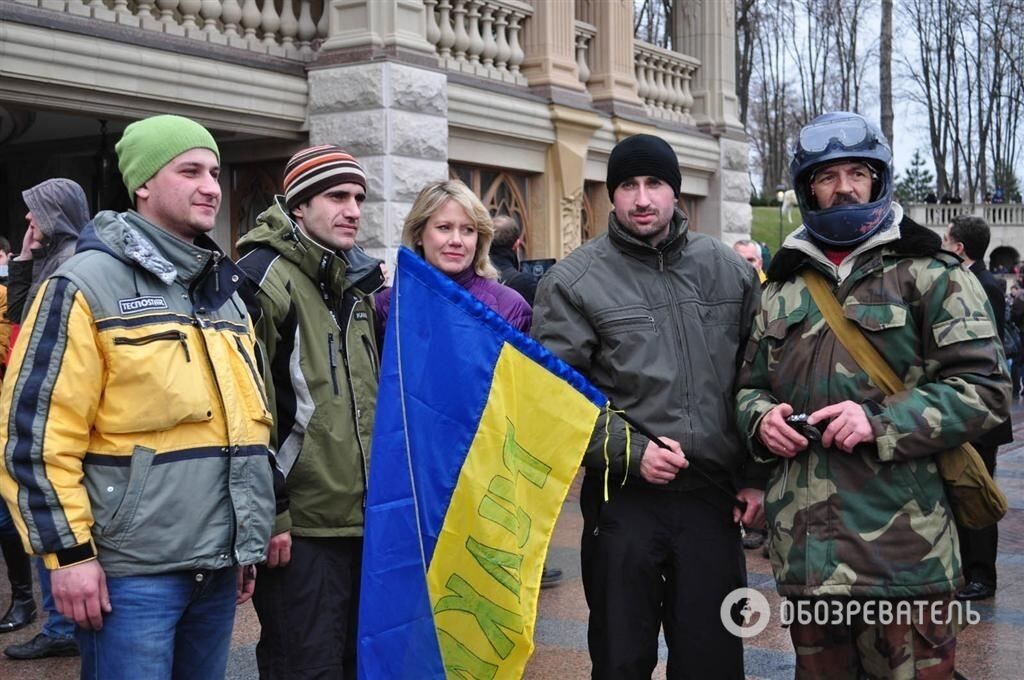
left=118, top=296, right=169, bottom=315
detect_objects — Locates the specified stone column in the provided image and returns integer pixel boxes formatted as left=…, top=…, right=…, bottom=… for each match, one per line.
left=310, top=1, right=448, bottom=265
left=533, top=105, right=604, bottom=259
left=308, top=62, right=448, bottom=265
left=673, top=0, right=743, bottom=137
left=321, top=0, right=434, bottom=59
left=519, top=0, right=586, bottom=97
left=578, top=0, right=644, bottom=117
left=698, top=137, right=752, bottom=244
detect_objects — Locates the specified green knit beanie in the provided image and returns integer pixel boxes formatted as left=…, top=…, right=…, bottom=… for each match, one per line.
left=116, top=115, right=220, bottom=200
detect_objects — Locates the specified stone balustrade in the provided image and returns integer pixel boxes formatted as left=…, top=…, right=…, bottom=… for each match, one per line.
left=634, top=40, right=699, bottom=124
left=423, top=0, right=532, bottom=86
left=573, top=19, right=596, bottom=85
left=14, top=0, right=327, bottom=60
left=907, top=203, right=1024, bottom=229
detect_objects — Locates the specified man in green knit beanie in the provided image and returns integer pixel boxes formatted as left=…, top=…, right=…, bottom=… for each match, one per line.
left=0, top=113, right=276, bottom=679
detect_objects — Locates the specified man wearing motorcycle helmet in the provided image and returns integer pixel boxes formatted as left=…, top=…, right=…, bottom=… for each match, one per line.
left=736, top=112, right=1011, bottom=678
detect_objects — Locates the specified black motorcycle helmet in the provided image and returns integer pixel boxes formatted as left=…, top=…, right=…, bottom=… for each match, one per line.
left=790, top=112, right=894, bottom=247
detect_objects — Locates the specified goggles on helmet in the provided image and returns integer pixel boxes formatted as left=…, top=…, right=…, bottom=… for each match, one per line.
left=798, top=115, right=877, bottom=154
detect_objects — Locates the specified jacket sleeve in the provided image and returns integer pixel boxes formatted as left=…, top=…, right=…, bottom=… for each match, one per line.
left=735, top=289, right=782, bottom=466
left=865, top=265, right=1012, bottom=461
left=733, top=269, right=773, bottom=488
left=531, top=266, right=648, bottom=478
left=5, top=259, right=33, bottom=324
left=239, top=276, right=292, bottom=534
left=0, top=278, right=102, bottom=568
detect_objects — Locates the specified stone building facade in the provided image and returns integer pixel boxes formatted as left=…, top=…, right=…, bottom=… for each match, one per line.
left=0, top=0, right=751, bottom=263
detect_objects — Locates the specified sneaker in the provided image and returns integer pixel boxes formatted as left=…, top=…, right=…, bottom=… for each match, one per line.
left=955, top=581, right=995, bottom=601
left=4, top=633, right=79, bottom=660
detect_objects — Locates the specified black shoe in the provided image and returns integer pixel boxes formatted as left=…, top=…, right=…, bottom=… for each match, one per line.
left=956, top=581, right=995, bottom=601
left=4, top=633, right=80, bottom=660
left=540, top=567, right=563, bottom=589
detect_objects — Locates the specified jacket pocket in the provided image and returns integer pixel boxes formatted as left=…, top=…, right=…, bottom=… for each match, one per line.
left=594, top=306, right=658, bottom=335
left=844, top=301, right=908, bottom=332
left=231, top=335, right=274, bottom=425
left=99, top=329, right=213, bottom=433
left=100, top=446, right=155, bottom=549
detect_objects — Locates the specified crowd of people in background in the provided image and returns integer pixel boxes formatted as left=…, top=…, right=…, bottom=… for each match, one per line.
left=0, top=111, right=1016, bottom=680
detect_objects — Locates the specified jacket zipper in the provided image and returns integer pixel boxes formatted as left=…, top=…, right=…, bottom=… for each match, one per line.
left=114, top=330, right=191, bottom=362
left=328, top=332, right=340, bottom=396
left=341, top=302, right=369, bottom=509
left=234, top=336, right=272, bottom=413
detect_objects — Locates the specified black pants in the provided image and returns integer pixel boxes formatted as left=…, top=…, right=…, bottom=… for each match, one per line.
left=957, top=442, right=999, bottom=588
left=580, top=473, right=746, bottom=680
left=253, top=536, right=362, bottom=680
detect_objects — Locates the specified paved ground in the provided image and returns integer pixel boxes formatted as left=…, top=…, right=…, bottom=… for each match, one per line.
left=4, top=406, right=1024, bottom=678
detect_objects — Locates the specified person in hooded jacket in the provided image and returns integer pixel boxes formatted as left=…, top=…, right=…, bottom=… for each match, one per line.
left=6, top=179, right=89, bottom=324
left=237, top=146, right=384, bottom=680
left=0, top=178, right=88, bottom=661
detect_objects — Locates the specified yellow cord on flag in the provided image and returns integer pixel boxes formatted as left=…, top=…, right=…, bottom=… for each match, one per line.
left=601, top=404, right=632, bottom=502
left=602, top=404, right=612, bottom=502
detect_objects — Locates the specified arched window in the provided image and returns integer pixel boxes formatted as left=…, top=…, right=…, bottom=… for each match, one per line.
left=449, top=164, right=530, bottom=236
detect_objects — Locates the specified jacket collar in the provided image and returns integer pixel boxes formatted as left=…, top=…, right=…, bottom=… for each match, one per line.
left=83, top=210, right=246, bottom=311
left=765, top=204, right=942, bottom=283
left=607, top=208, right=689, bottom=264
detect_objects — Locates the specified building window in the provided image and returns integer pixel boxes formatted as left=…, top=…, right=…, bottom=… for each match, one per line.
left=679, top=194, right=700, bottom=231
left=449, top=164, right=530, bottom=235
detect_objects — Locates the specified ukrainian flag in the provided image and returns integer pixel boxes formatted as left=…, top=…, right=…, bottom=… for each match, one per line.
left=358, top=248, right=606, bottom=679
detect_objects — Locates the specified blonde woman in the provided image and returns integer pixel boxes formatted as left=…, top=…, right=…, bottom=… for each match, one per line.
left=375, top=180, right=531, bottom=338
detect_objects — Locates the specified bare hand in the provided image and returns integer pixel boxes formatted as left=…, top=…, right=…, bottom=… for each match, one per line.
left=17, top=223, right=43, bottom=260
left=809, top=401, right=874, bottom=453
left=51, top=560, right=111, bottom=630
left=733, top=488, right=765, bottom=527
left=265, top=530, right=292, bottom=568
left=236, top=565, right=257, bottom=605
left=639, top=437, right=688, bottom=484
left=757, top=403, right=809, bottom=458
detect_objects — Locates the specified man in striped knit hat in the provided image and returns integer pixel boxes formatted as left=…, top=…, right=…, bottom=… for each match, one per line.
left=236, top=145, right=384, bottom=679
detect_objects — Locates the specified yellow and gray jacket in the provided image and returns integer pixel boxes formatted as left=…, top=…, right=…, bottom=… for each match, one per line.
left=0, top=210, right=275, bottom=576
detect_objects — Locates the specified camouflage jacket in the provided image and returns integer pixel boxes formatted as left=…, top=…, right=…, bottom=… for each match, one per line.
left=736, top=210, right=1011, bottom=598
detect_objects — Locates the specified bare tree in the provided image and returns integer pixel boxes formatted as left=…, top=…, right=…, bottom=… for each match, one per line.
left=736, top=0, right=760, bottom=126
left=899, top=0, right=961, bottom=197
left=879, top=0, right=893, bottom=147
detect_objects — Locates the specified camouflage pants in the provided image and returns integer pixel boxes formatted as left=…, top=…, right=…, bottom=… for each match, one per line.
left=790, top=598, right=959, bottom=680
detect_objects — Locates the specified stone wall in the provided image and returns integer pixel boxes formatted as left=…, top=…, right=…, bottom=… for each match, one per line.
left=308, top=61, right=449, bottom=265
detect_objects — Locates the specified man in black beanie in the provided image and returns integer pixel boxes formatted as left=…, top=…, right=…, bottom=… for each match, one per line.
left=532, top=133, right=766, bottom=679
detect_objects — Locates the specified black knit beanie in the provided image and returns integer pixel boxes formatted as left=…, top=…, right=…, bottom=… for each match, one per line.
left=606, top=134, right=681, bottom=199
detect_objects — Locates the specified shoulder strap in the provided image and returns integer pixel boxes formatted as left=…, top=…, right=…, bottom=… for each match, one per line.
left=802, top=269, right=904, bottom=396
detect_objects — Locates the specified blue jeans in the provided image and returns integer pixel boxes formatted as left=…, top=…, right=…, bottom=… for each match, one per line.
left=77, top=567, right=237, bottom=680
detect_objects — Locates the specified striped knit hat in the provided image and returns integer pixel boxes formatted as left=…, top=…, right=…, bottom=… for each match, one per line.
left=283, top=145, right=366, bottom=212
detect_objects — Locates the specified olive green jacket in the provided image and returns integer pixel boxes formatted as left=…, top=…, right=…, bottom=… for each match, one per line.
left=237, top=198, right=384, bottom=537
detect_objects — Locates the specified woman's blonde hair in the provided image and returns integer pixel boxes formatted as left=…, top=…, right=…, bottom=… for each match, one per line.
left=402, top=180, right=499, bottom=279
